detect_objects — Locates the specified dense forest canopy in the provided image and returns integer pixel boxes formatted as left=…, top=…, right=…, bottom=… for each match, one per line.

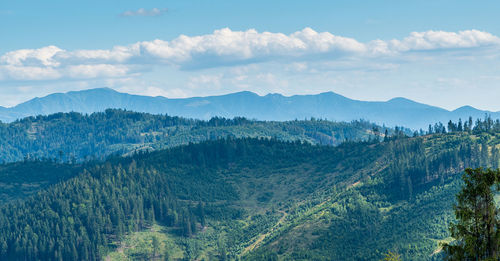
left=0, top=109, right=391, bottom=163
left=0, top=160, right=81, bottom=204
left=1, top=112, right=500, bottom=260
left=1, top=120, right=500, bottom=260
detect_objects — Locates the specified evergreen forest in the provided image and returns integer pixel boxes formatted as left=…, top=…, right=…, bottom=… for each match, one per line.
left=1, top=111, right=500, bottom=260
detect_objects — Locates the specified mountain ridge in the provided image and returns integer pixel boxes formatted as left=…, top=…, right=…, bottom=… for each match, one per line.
left=1, top=87, right=498, bottom=129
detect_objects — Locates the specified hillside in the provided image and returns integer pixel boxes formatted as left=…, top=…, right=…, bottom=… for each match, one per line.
left=1, top=88, right=498, bottom=129
left=0, top=109, right=386, bottom=163
left=0, top=161, right=81, bottom=204
left=1, top=128, right=500, bottom=260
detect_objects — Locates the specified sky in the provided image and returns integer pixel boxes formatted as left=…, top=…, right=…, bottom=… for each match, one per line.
left=1, top=0, right=500, bottom=111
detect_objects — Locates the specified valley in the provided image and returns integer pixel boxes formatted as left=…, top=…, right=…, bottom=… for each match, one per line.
left=1, top=114, right=499, bottom=260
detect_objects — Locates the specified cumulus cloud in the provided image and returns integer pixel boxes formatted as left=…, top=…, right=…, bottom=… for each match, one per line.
left=1, top=28, right=499, bottom=82
left=390, top=30, right=500, bottom=51
left=143, top=27, right=367, bottom=68
left=1, top=46, right=63, bottom=67
left=120, top=8, right=168, bottom=17
left=66, top=64, right=130, bottom=79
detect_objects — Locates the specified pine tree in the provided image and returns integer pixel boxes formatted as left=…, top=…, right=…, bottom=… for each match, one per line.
left=442, top=168, right=500, bottom=260
left=458, top=119, right=463, bottom=132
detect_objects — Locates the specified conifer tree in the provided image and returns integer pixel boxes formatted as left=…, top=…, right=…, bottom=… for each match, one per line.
left=442, top=168, right=500, bottom=260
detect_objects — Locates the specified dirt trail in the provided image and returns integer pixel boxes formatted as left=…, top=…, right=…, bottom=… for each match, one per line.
left=431, top=246, right=442, bottom=256
left=242, top=210, right=288, bottom=255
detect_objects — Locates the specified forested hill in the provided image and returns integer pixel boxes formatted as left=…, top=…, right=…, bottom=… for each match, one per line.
left=0, top=109, right=387, bottom=162
left=1, top=87, right=499, bottom=129
left=1, top=127, right=500, bottom=260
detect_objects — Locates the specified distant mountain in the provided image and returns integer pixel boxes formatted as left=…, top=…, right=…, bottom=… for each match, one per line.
left=1, top=87, right=498, bottom=129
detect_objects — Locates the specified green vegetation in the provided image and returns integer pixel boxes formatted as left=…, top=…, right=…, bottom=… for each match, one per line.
left=0, top=160, right=81, bottom=204
left=244, top=131, right=500, bottom=260
left=1, top=114, right=500, bottom=260
left=0, top=109, right=387, bottom=163
left=382, top=251, right=402, bottom=261
left=105, top=224, right=185, bottom=260
left=442, top=168, right=500, bottom=260
left=0, top=138, right=379, bottom=260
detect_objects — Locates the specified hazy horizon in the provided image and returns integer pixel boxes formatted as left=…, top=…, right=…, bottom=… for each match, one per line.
left=2, top=87, right=497, bottom=113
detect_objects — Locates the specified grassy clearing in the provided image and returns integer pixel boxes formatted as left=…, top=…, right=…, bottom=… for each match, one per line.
left=105, top=224, right=185, bottom=260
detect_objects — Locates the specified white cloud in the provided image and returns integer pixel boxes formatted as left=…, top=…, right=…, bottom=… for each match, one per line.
left=66, top=64, right=130, bottom=79
left=1, top=46, right=63, bottom=67
left=1, top=28, right=499, bottom=82
left=0, top=65, right=61, bottom=80
left=120, top=8, right=168, bottom=17
left=60, top=46, right=136, bottom=64
left=389, top=30, right=500, bottom=52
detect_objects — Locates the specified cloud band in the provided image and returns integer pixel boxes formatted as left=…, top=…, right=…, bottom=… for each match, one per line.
left=1, top=28, right=498, bottom=81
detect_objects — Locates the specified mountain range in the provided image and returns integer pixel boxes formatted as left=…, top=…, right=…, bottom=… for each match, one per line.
left=1, top=87, right=498, bottom=129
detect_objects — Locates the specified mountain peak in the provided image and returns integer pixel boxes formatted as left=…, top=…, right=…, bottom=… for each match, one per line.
left=227, top=91, right=259, bottom=96
left=265, top=93, right=284, bottom=97
left=453, top=105, right=479, bottom=113
left=316, top=91, right=349, bottom=99
left=387, top=97, right=414, bottom=103
left=67, top=87, right=119, bottom=95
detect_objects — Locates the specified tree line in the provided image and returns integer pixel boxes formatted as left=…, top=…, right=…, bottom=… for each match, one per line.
left=0, top=109, right=387, bottom=163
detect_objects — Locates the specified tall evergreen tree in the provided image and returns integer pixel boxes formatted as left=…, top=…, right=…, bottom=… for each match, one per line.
left=442, top=168, right=500, bottom=260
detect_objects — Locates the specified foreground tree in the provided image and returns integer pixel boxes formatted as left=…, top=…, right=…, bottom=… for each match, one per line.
left=442, top=168, right=500, bottom=260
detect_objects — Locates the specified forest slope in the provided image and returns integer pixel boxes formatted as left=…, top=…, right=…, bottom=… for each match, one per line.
left=0, top=109, right=386, bottom=163
left=1, top=130, right=500, bottom=260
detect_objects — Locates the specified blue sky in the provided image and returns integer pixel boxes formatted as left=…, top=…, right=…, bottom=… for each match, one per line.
left=1, top=0, right=500, bottom=110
